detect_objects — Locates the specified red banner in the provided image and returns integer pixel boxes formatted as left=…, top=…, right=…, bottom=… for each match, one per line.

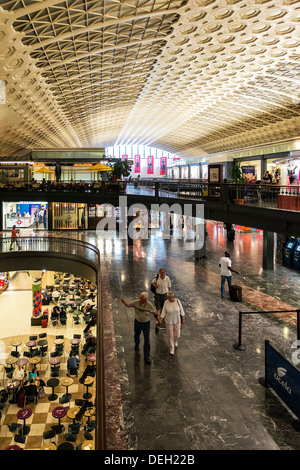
left=147, top=156, right=154, bottom=174
left=134, top=155, right=140, bottom=173
left=160, top=157, right=167, bottom=176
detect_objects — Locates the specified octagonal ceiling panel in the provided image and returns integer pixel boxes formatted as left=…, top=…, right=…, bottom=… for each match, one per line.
left=0, top=0, right=299, bottom=158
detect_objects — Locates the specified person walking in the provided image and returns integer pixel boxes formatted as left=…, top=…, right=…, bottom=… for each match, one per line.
left=120, top=292, right=158, bottom=365
left=161, top=291, right=185, bottom=356
left=219, top=251, right=239, bottom=299
left=151, top=268, right=171, bottom=329
left=9, top=225, right=21, bottom=251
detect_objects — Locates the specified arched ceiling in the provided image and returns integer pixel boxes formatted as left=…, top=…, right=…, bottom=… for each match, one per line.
left=0, top=0, right=299, bottom=159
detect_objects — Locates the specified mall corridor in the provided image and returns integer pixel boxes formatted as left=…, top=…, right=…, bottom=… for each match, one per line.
left=75, top=221, right=300, bottom=451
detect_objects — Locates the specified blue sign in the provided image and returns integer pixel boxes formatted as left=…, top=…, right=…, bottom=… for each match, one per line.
left=265, top=340, right=300, bottom=420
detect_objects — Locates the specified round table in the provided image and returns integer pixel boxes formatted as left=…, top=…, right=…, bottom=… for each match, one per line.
left=38, top=339, right=48, bottom=356
left=5, top=445, right=22, bottom=450
left=61, top=377, right=73, bottom=397
left=54, top=339, right=64, bottom=345
left=49, top=356, right=60, bottom=365
left=26, top=340, right=36, bottom=352
left=67, top=406, right=80, bottom=423
left=70, top=338, right=80, bottom=345
left=7, top=379, right=20, bottom=403
left=87, top=353, right=96, bottom=366
left=83, top=376, right=94, bottom=399
left=82, top=440, right=95, bottom=450
left=17, top=408, right=32, bottom=435
left=11, top=341, right=22, bottom=356
left=6, top=356, right=17, bottom=365
left=57, top=442, right=74, bottom=450
left=47, top=378, right=60, bottom=401
left=40, top=442, right=57, bottom=450
left=84, top=406, right=96, bottom=422
left=29, top=356, right=41, bottom=366
left=52, top=406, right=67, bottom=425
left=17, top=357, right=29, bottom=367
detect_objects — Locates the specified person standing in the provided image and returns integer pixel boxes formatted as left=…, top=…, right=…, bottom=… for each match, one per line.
left=120, top=292, right=158, bottom=365
left=219, top=251, right=239, bottom=299
left=151, top=268, right=171, bottom=329
left=9, top=225, right=21, bottom=251
left=161, top=291, right=185, bottom=356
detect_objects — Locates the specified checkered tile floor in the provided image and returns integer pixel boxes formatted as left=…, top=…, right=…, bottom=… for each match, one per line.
left=0, top=339, right=95, bottom=450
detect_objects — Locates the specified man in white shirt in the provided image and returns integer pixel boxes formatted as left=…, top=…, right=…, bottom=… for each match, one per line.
left=219, top=251, right=239, bottom=299
left=12, top=363, right=25, bottom=384
left=151, top=268, right=171, bottom=328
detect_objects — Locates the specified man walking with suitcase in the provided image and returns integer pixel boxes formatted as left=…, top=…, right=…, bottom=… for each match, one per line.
left=219, top=251, right=239, bottom=299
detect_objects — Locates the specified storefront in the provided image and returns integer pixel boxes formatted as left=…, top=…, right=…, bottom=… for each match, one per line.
left=266, top=157, right=300, bottom=187
left=2, top=201, right=48, bottom=230
left=52, top=202, right=87, bottom=230
left=88, top=204, right=115, bottom=229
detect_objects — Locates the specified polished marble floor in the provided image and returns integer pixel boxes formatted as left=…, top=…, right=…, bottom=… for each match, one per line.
left=2, top=220, right=300, bottom=451
left=74, top=221, right=300, bottom=451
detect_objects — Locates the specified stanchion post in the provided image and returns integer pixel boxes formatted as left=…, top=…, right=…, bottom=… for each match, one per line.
left=233, top=312, right=246, bottom=350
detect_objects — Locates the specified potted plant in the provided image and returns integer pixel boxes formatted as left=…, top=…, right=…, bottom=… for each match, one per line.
left=231, top=160, right=245, bottom=204
left=111, top=160, right=132, bottom=181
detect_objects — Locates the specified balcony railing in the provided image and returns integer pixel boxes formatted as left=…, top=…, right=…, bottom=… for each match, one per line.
left=1, top=178, right=300, bottom=213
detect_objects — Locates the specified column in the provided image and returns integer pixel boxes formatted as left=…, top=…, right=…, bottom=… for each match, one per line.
left=32, top=277, right=42, bottom=317
left=263, top=230, right=274, bottom=270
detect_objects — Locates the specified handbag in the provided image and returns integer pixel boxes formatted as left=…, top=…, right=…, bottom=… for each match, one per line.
left=150, top=274, right=159, bottom=294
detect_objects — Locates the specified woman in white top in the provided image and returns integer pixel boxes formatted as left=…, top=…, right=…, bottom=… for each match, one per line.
left=161, top=291, right=185, bottom=355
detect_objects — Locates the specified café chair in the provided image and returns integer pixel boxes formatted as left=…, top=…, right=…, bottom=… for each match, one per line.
left=65, top=432, right=77, bottom=442
left=31, top=347, right=41, bottom=357
left=59, top=312, right=67, bottom=325
left=85, top=420, right=96, bottom=432
left=51, top=423, right=65, bottom=436
left=42, top=429, right=56, bottom=446
left=23, top=351, right=32, bottom=359
left=14, top=433, right=26, bottom=449
left=25, top=390, right=38, bottom=406
left=4, top=366, right=14, bottom=379
left=68, top=422, right=80, bottom=434
left=7, top=423, right=22, bottom=436
left=84, top=431, right=93, bottom=440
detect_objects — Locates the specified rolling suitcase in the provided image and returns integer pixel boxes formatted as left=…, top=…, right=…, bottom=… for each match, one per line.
left=230, top=285, right=242, bottom=302
left=41, top=318, right=48, bottom=328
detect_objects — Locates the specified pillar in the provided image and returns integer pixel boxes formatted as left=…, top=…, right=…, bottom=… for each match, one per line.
left=32, top=277, right=42, bottom=317
left=263, top=230, right=274, bottom=270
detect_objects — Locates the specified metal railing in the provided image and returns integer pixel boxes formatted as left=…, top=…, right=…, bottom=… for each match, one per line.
left=1, top=177, right=300, bottom=213
left=0, top=235, right=105, bottom=450
left=233, top=309, right=300, bottom=351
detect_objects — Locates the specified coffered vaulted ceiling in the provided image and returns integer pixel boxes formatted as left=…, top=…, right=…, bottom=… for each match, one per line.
left=0, top=0, right=299, bottom=158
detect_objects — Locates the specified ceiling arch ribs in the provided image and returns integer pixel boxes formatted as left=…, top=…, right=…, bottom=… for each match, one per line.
left=0, top=0, right=300, bottom=157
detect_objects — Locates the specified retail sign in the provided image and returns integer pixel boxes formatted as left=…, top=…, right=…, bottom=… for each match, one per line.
left=242, top=165, right=256, bottom=182
left=122, top=155, right=128, bottom=161
left=264, top=340, right=300, bottom=420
